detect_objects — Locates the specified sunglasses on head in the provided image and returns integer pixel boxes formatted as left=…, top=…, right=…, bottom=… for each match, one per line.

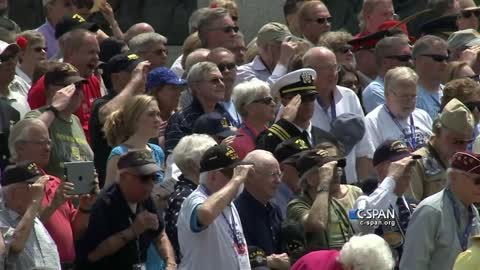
left=461, top=9, right=480, bottom=18
left=464, top=101, right=480, bottom=112
left=252, top=96, right=274, bottom=105
left=217, top=62, right=236, bottom=72
left=420, top=54, right=449, bottom=62
left=384, top=54, right=413, bottom=62
left=314, top=17, right=333, bottom=24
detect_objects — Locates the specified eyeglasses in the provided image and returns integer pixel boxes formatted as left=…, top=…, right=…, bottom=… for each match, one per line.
left=217, top=62, right=236, bottom=72
left=139, top=174, right=156, bottom=183
left=210, top=25, right=240, bottom=33
left=464, top=101, right=480, bottom=112
left=32, top=47, right=47, bottom=53
left=460, top=9, right=480, bottom=18
left=452, top=138, right=475, bottom=146
left=19, top=139, right=51, bottom=145
left=252, top=96, right=274, bottom=105
left=231, top=16, right=239, bottom=22
left=384, top=54, right=413, bottom=62
left=335, top=45, right=353, bottom=54
left=310, top=17, right=333, bottom=24
left=420, top=54, right=449, bottom=62
left=258, top=171, right=283, bottom=179
left=391, top=90, right=416, bottom=100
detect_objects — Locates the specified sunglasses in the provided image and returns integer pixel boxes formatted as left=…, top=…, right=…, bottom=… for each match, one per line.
left=217, top=62, right=236, bottom=72
left=314, top=17, right=333, bottom=24
left=252, top=96, right=274, bottom=105
left=32, top=47, right=47, bottom=53
left=420, top=54, right=449, bottom=62
left=211, top=26, right=240, bottom=33
left=384, top=54, right=413, bottom=62
left=468, top=74, right=480, bottom=82
left=464, top=101, right=480, bottom=112
left=139, top=174, right=156, bottom=183
left=335, top=45, right=353, bottom=54
left=460, top=9, right=480, bottom=18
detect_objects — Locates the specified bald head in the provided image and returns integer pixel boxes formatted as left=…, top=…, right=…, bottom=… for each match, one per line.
left=244, top=150, right=278, bottom=169
left=303, top=46, right=338, bottom=92
left=303, top=46, right=336, bottom=67
left=243, top=150, right=281, bottom=202
left=124, top=23, right=155, bottom=42
left=184, top=48, right=211, bottom=75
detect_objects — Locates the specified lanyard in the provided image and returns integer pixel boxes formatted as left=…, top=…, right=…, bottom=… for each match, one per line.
left=384, top=105, right=417, bottom=150
left=317, top=95, right=336, bottom=123
left=445, top=189, right=475, bottom=251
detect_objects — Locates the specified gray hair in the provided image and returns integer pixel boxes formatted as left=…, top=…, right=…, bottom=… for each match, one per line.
left=8, top=118, right=46, bottom=162
left=128, top=32, right=168, bottom=54
left=187, top=61, right=220, bottom=86
left=232, top=79, right=271, bottom=118
left=173, top=134, right=217, bottom=178
left=197, top=8, right=230, bottom=47
left=189, top=7, right=210, bottom=33
left=339, top=234, right=395, bottom=270
left=384, top=66, right=418, bottom=94
left=374, top=36, right=410, bottom=66
left=184, top=48, right=211, bottom=75
left=412, top=35, right=447, bottom=58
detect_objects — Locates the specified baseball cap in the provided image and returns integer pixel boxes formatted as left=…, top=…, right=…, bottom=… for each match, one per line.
left=44, top=63, right=87, bottom=87
left=55, top=14, right=100, bottom=39
left=330, top=113, right=365, bottom=156
left=256, top=22, right=291, bottom=46
left=146, top=67, right=187, bottom=91
left=2, top=161, right=42, bottom=187
left=273, top=137, right=310, bottom=164
left=296, top=149, right=346, bottom=177
left=199, top=144, right=251, bottom=173
left=450, top=151, right=480, bottom=175
left=107, top=53, right=141, bottom=74
left=117, top=149, right=160, bottom=176
left=448, top=29, right=480, bottom=51
left=0, top=40, right=20, bottom=59
left=372, top=140, right=411, bottom=167
left=193, top=112, right=236, bottom=138
left=248, top=246, right=269, bottom=270
left=272, top=68, right=318, bottom=97
left=439, top=98, right=475, bottom=137
left=99, top=38, right=127, bottom=64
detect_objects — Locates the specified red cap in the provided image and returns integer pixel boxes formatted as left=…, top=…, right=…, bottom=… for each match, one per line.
left=451, top=152, right=480, bottom=175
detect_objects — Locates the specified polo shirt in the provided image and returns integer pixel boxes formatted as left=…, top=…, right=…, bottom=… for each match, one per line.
left=234, top=190, right=283, bottom=255
left=41, top=173, right=78, bottom=263
left=78, top=183, right=164, bottom=270
left=37, top=20, right=58, bottom=59
left=231, top=121, right=265, bottom=159
left=27, top=75, right=102, bottom=142
left=416, top=84, right=444, bottom=121
left=362, top=76, right=385, bottom=113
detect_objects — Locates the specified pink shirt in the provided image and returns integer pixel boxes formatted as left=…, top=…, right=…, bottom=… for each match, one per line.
left=231, top=122, right=266, bottom=159
left=41, top=173, right=78, bottom=263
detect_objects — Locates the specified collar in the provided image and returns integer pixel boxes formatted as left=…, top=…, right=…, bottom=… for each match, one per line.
left=252, top=56, right=269, bottom=72
left=292, top=121, right=312, bottom=134
left=446, top=187, right=470, bottom=214
left=15, top=66, right=32, bottom=85
left=45, top=20, right=55, bottom=33
left=243, top=120, right=266, bottom=137
left=239, top=190, right=271, bottom=209
left=106, top=183, right=137, bottom=215
left=374, top=76, right=384, bottom=84
left=177, top=174, right=198, bottom=190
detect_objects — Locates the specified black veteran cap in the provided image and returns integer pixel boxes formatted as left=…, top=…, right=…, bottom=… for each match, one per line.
left=193, top=112, right=236, bottom=139
left=55, top=13, right=100, bottom=39
left=248, top=246, right=269, bottom=270
left=117, top=149, right=160, bottom=176
left=107, top=53, right=141, bottom=74
left=272, top=68, right=318, bottom=97
left=2, top=161, right=42, bottom=187
left=372, top=140, right=411, bottom=167
left=296, top=149, right=346, bottom=177
left=273, top=137, right=310, bottom=164
left=200, top=145, right=252, bottom=172
left=44, top=62, right=87, bottom=87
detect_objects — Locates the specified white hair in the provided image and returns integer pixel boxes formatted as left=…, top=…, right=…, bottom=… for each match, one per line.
left=128, top=32, right=168, bottom=53
left=232, top=79, right=271, bottom=118
left=8, top=118, right=46, bottom=162
left=187, top=61, right=219, bottom=86
left=384, top=66, right=418, bottom=94
left=172, top=134, right=217, bottom=177
left=339, top=234, right=395, bottom=270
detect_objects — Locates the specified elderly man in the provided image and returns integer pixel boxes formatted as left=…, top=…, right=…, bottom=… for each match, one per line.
left=27, top=29, right=102, bottom=139
left=235, top=150, right=290, bottom=269
left=129, top=32, right=168, bottom=69
left=297, top=1, right=332, bottom=44
left=124, top=23, right=155, bottom=42
left=353, top=140, right=416, bottom=267
left=303, top=46, right=374, bottom=182
left=0, top=161, right=60, bottom=269
left=362, top=36, right=413, bottom=113
left=165, top=61, right=230, bottom=154
left=177, top=144, right=253, bottom=269
left=413, top=35, right=449, bottom=120
left=236, top=22, right=295, bottom=86
left=287, top=142, right=363, bottom=251
left=164, top=134, right=217, bottom=264
left=365, top=67, right=433, bottom=151
left=78, top=150, right=176, bottom=270
left=8, top=118, right=97, bottom=268
left=400, top=151, right=480, bottom=270
left=207, top=48, right=241, bottom=127
left=409, top=98, right=475, bottom=201
left=25, top=62, right=94, bottom=179
left=37, top=0, right=75, bottom=58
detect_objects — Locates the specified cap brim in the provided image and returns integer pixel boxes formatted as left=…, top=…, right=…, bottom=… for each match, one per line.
left=128, top=163, right=160, bottom=176
left=125, top=59, right=142, bottom=72
left=216, top=129, right=237, bottom=138
left=225, top=161, right=255, bottom=169
left=282, top=152, right=303, bottom=165
left=1, top=43, right=20, bottom=56
left=64, top=76, right=88, bottom=85
left=466, top=38, right=480, bottom=48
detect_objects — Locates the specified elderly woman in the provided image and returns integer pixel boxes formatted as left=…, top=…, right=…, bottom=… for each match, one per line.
left=164, top=134, right=217, bottom=264
left=15, top=30, right=47, bottom=89
left=443, top=61, right=476, bottom=84
left=441, top=78, right=480, bottom=123
left=318, top=31, right=355, bottom=69
left=230, top=79, right=276, bottom=159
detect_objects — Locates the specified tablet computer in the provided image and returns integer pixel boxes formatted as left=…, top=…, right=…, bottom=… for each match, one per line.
left=64, top=161, right=95, bottom=195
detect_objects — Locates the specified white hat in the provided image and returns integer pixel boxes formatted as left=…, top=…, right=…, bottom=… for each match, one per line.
left=0, top=40, right=19, bottom=57
left=272, top=68, right=317, bottom=97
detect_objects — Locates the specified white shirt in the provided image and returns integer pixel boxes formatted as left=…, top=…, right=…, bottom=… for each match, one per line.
left=1, top=88, right=31, bottom=119
left=15, top=66, right=32, bottom=86
left=365, top=105, right=433, bottom=151
left=235, top=56, right=287, bottom=92
left=171, top=54, right=184, bottom=78
left=311, top=86, right=374, bottom=183
left=177, top=188, right=250, bottom=270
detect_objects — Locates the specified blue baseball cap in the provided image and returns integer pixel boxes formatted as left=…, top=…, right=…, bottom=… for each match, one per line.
left=146, top=67, right=187, bottom=91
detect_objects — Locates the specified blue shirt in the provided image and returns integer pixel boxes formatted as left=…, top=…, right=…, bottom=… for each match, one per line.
left=416, top=84, right=443, bottom=121
left=362, top=76, right=385, bottom=113
left=234, top=191, right=283, bottom=255
left=220, top=100, right=242, bottom=128
left=37, top=20, right=59, bottom=59
left=273, top=182, right=296, bottom=219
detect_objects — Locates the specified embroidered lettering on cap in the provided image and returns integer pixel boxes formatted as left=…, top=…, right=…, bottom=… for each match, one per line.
left=127, top=54, right=139, bottom=60
left=295, top=139, right=309, bottom=150
left=300, top=72, right=313, bottom=84
left=225, top=146, right=239, bottom=160
left=72, top=14, right=86, bottom=23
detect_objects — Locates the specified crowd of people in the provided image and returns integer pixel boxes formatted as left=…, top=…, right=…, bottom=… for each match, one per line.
left=2, top=0, right=480, bottom=269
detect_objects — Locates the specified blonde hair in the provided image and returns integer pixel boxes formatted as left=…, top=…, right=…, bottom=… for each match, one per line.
left=210, top=0, right=239, bottom=20
left=103, top=95, right=157, bottom=147
left=318, top=31, right=353, bottom=50
left=358, top=0, right=392, bottom=31
left=17, top=30, right=45, bottom=50
left=298, top=1, right=326, bottom=31
left=443, top=61, right=472, bottom=84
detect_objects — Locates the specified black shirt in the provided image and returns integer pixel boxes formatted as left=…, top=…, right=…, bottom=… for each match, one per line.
left=89, top=92, right=115, bottom=188
left=164, top=174, right=197, bottom=263
left=234, top=190, right=283, bottom=255
left=77, top=183, right=164, bottom=270
left=0, top=98, right=20, bottom=174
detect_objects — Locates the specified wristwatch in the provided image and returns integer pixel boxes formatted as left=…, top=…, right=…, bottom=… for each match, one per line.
left=46, top=104, right=59, bottom=117
left=316, top=185, right=330, bottom=193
